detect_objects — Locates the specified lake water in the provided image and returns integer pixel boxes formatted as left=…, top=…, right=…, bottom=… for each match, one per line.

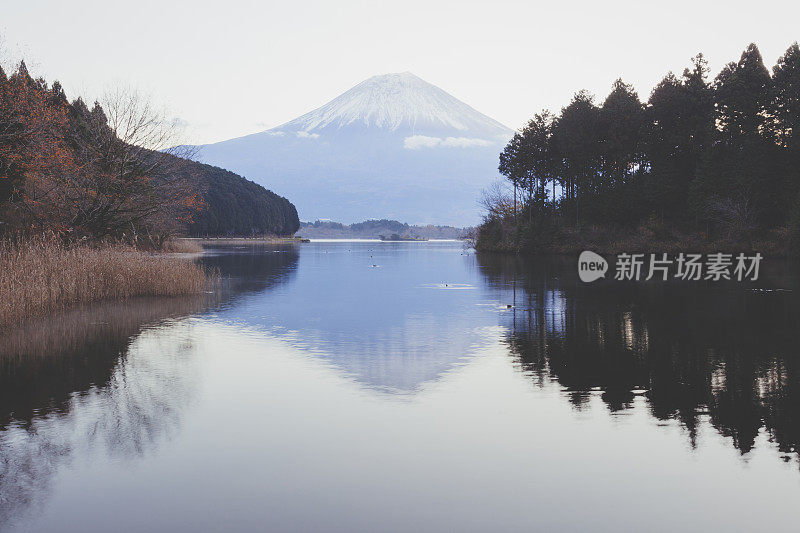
left=1, top=241, right=799, bottom=532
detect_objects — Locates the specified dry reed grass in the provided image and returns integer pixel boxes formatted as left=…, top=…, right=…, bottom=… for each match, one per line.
left=160, top=238, right=204, bottom=253
left=0, top=235, right=208, bottom=327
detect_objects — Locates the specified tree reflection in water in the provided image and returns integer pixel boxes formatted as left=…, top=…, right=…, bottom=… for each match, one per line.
left=478, top=253, right=800, bottom=468
left=0, top=245, right=300, bottom=528
left=0, top=297, right=205, bottom=526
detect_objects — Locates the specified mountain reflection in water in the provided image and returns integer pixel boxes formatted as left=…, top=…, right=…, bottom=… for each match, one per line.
left=1, top=241, right=800, bottom=532
left=210, top=242, right=490, bottom=393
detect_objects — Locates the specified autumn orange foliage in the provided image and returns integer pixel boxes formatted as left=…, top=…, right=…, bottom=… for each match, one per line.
left=0, top=60, right=200, bottom=242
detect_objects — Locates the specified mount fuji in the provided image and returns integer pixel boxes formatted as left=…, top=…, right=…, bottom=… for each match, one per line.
left=193, top=72, right=513, bottom=226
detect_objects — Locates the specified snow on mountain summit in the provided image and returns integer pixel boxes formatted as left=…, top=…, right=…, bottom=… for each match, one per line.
left=195, top=72, right=513, bottom=226
left=276, top=72, right=511, bottom=137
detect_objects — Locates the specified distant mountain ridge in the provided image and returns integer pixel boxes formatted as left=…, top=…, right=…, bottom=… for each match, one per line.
left=193, top=73, right=512, bottom=226
left=298, top=219, right=467, bottom=240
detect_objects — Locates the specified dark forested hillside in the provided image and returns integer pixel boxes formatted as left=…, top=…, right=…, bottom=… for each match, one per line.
left=479, top=42, right=800, bottom=256
left=0, top=60, right=298, bottom=241
left=185, top=161, right=299, bottom=236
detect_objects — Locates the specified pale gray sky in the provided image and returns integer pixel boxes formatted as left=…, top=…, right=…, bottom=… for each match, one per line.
left=2, top=0, right=798, bottom=144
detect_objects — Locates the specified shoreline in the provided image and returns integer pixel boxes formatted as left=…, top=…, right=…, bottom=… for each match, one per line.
left=182, top=236, right=310, bottom=245
left=475, top=244, right=790, bottom=258
left=475, top=225, right=789, bottom=258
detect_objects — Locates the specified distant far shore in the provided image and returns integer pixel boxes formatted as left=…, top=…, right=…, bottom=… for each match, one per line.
left=179, top=236, right=467, bottom=244
left=298, top=219, right=471, bottom=240
left=181, top=236, right=310, bottom=245
left=304, top=238, right=464, bottom=242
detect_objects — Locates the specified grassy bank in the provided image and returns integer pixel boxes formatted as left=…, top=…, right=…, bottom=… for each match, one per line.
left=185, top=236, right=309, bottom=245
left=0, top=236, right=208, bottom=327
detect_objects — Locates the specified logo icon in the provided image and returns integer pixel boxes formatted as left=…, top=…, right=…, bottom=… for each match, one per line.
left=578, top=251, right=608, bottom=282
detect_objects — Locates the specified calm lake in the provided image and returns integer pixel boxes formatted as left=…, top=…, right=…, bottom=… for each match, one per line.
left=1, top=240, right=799, bottom=532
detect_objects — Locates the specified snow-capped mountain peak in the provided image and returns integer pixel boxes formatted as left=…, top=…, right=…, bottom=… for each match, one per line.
left=195, top=72, right=513, bottom=226
left=276, top=72, right=511, bottom=137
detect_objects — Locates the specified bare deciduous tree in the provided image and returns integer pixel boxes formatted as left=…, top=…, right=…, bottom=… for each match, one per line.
left=44, top=87, right=200, bottom=243
left=479, top=180, right=515, bottom=219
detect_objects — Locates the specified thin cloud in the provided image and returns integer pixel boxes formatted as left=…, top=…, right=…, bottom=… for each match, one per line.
left=403, top=135, right=441, bottom=149
left=441, top=137, right=493, bottom=148
left=404, top=135, right=493, bottom=149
